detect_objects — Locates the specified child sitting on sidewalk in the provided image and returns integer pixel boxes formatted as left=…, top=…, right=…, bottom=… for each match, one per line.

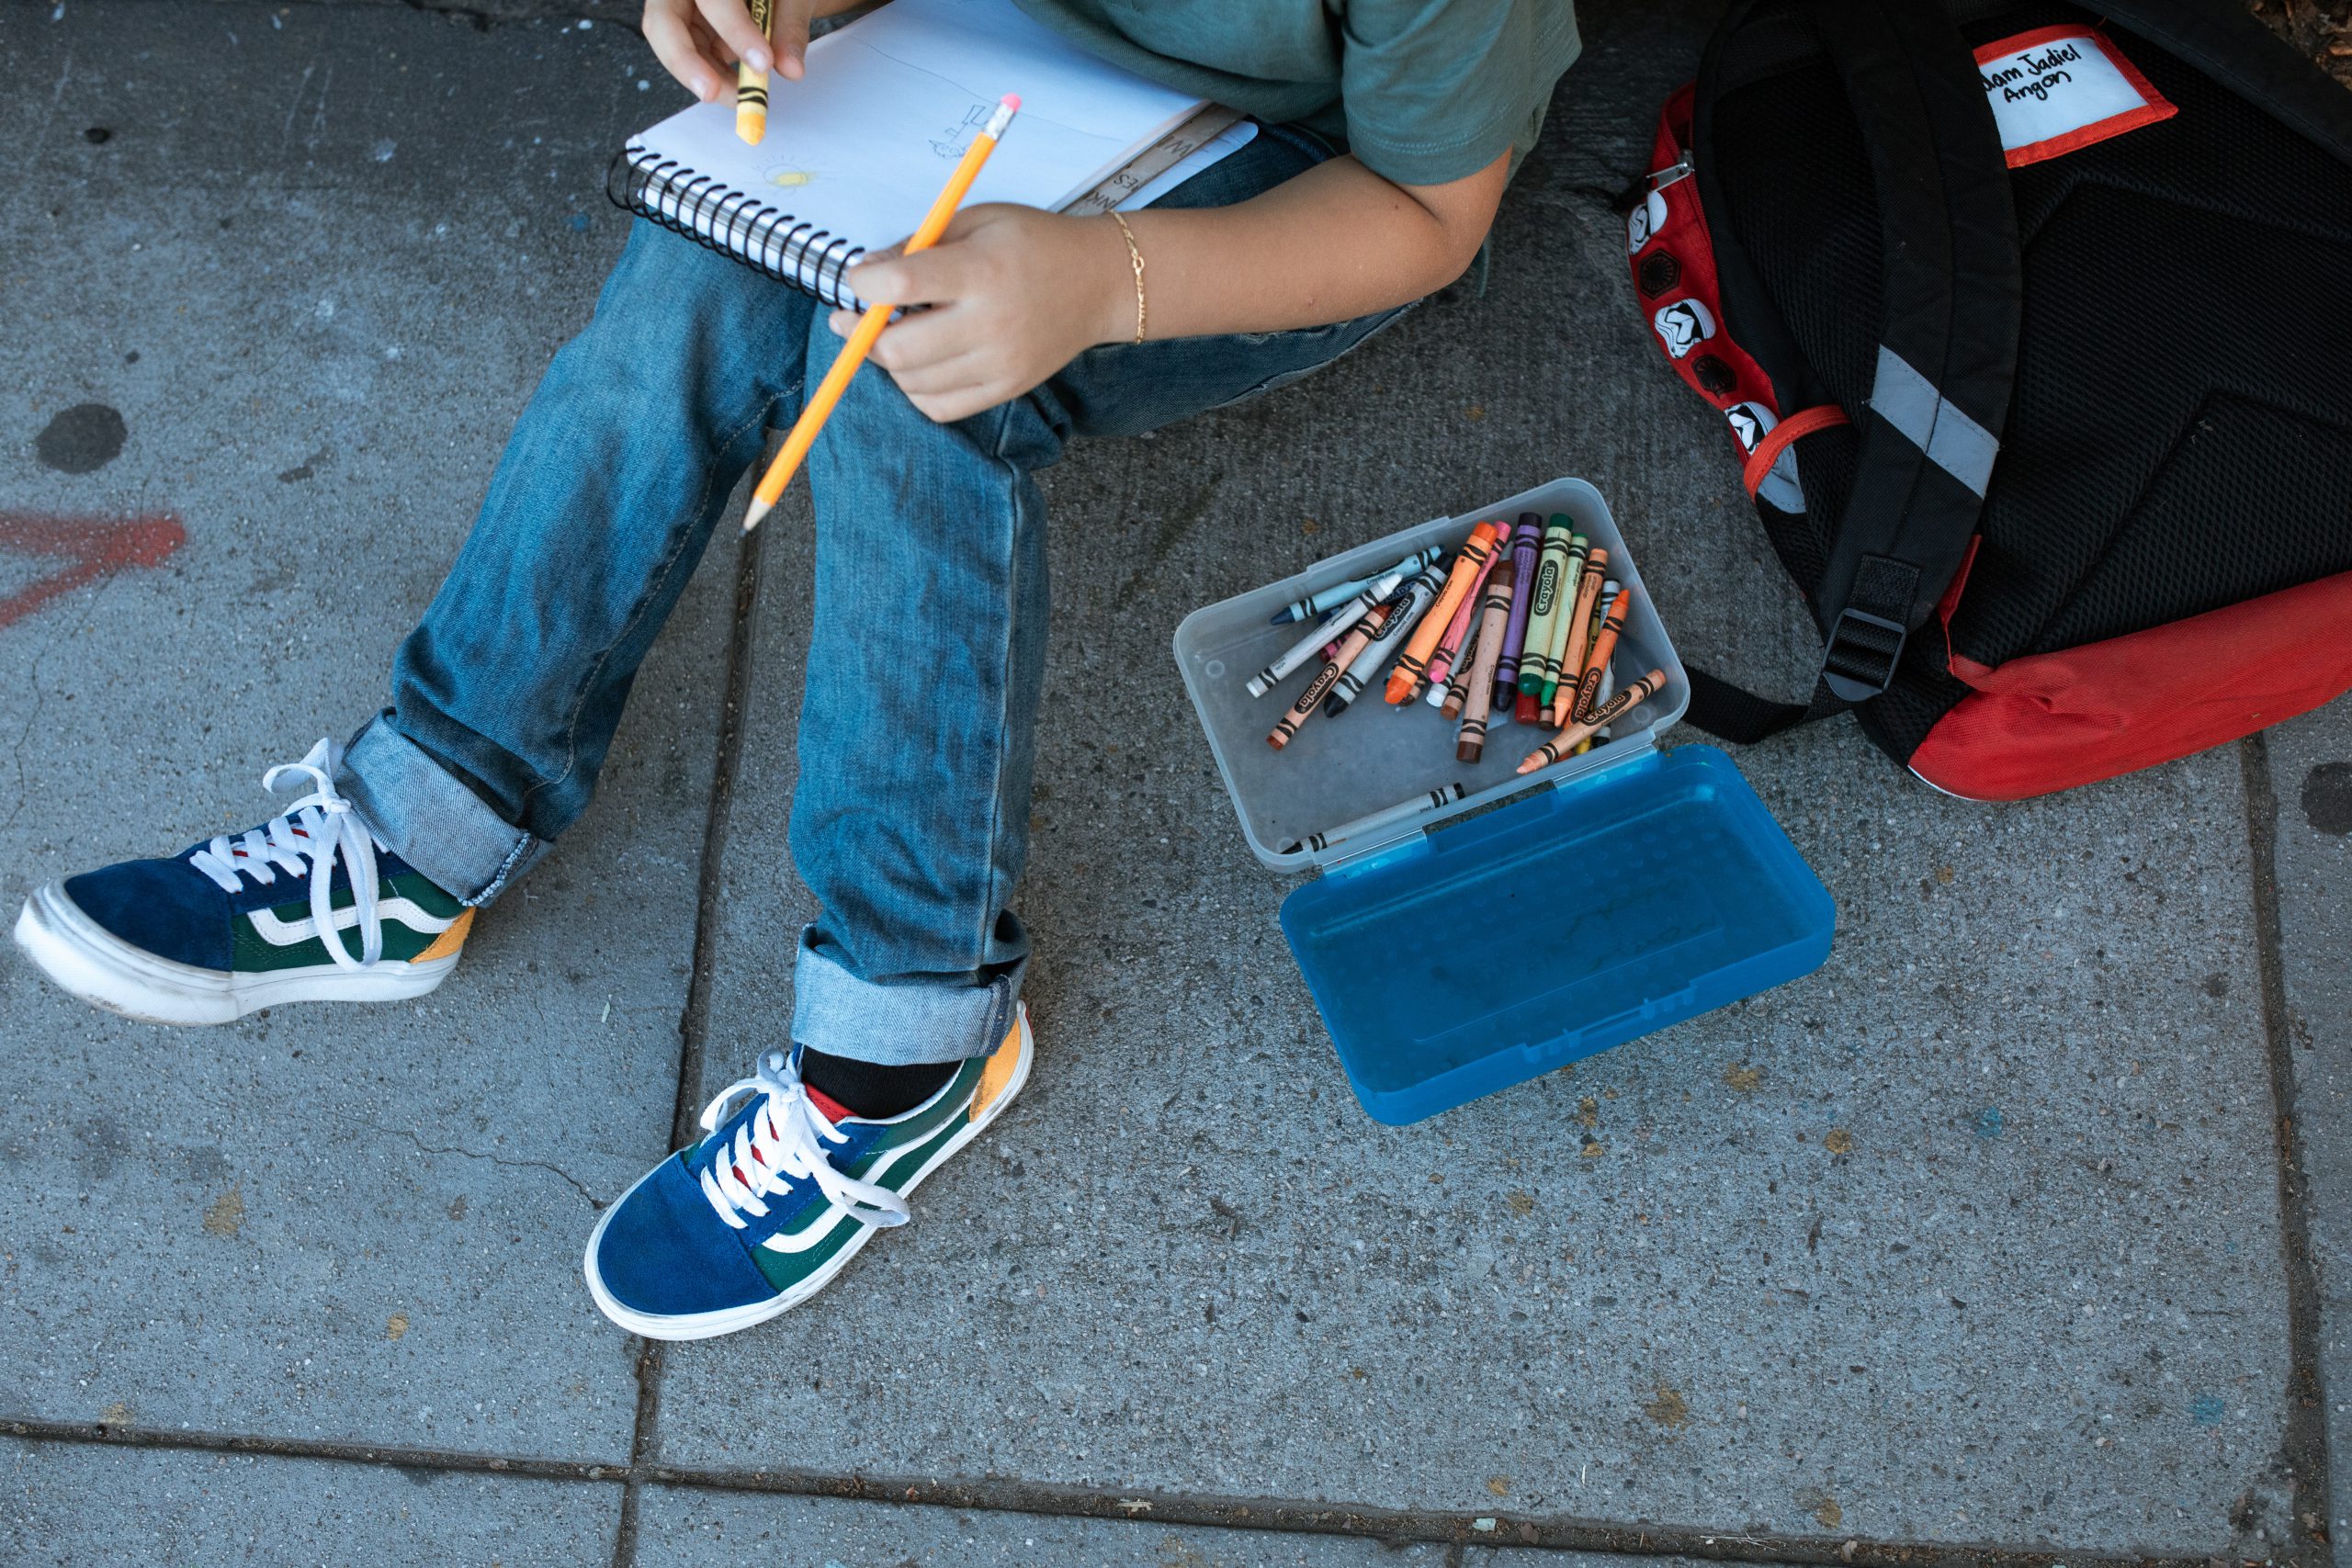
left=14, top=0, right=1581, bottom=1340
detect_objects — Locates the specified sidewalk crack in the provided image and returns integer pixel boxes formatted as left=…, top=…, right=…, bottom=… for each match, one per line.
left=357, top=1118, right=608, bottom=1208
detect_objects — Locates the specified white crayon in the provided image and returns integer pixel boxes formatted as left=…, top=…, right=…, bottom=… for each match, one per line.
left=1268, top=546, right=1442, bottom=625
left=1283, top=783, right=1469, bottom=855
left=1326, top=565, right=1442, bottom=716
left=1246, top=568, right=1407, bottom=698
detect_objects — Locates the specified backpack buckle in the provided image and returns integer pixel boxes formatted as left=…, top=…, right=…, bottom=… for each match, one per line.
left=1819, top=606, right=1907, bottom=701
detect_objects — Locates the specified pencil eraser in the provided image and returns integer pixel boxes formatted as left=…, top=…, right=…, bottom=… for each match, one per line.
left=1000, top=94, right=1022, bottom=111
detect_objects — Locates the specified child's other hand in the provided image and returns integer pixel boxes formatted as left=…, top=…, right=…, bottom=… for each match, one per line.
left=833, top=206, right=1131, bottom=424
left=642, top=0, right=843, bottom=103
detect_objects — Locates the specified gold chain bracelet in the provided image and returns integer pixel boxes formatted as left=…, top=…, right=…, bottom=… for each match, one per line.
left=1109, top=211, right=1147, bottom=344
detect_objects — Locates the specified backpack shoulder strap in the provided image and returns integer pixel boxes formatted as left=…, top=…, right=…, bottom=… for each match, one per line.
left=1682, top=0, right=2021, bottom=739
left=1794, top=0, right=2023, bottom=702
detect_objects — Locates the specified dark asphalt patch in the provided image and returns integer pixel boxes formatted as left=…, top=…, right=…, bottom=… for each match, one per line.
left=2301, top=760, right=2352, bottom=835
left=33, top=403, right=126, bottom=474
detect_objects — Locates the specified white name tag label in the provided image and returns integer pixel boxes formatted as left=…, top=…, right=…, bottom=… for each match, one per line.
left=1974, top=26, right=2177, bottom=168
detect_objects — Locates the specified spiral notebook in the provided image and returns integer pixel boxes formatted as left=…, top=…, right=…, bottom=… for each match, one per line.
left=609, top=0, right=1212, bottom=309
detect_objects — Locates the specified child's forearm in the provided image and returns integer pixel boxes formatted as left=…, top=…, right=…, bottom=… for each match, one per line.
left=1092, top=151, right=1510, bottom=344
left=835, top=148, right=1511, bottom=424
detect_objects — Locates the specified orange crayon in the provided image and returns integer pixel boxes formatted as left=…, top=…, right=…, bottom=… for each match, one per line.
left=1571, top=583, right=1633, bottom=723
left=1423, top=530, right=1501, bottom=696
left=1553, top=578, right=1622, bottom=726
left=1385, top=525, right=1500, bottom=704
left=1515, top=667, right=1666, bottom=774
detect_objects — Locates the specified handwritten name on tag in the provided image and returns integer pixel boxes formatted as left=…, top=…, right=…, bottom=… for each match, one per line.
left=1974, top=26, right=2177, bottom=168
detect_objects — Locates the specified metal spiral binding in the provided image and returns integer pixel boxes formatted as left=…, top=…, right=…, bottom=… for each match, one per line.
left=605, top=147, right=870, bottom=310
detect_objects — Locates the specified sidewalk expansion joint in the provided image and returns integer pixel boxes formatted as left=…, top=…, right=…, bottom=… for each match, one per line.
left=0, top=1415, right=2272, bottom=1568
left=2236, top=732, right=2336, bottom=1566
left=610, top=516, right=771, bottom=1568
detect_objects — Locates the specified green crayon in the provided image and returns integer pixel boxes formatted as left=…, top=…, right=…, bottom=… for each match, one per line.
left=1518, top=516, right=1584, bottom=697
left=1540, top=543, right=1605, bottom=711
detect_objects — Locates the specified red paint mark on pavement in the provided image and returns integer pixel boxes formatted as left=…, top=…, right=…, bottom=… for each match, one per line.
left=0, top=513, right=186, bottom=629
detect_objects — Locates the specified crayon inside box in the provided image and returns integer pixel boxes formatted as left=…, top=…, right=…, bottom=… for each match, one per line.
left=1174, top=477, right=1834, bottom=1125
left=1175, top=479, right=1689, bottom=871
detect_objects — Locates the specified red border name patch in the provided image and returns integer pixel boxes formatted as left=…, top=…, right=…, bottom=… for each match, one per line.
left=1974, top=25, right=2177, bottom=169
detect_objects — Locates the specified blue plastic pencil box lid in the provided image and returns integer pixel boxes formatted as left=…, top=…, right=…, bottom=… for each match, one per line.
left=1173, top=478, right=1836, bottom=1125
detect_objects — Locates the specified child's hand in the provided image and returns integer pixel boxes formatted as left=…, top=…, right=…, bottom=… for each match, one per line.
left=834, top=206, right=1131, bottom=423
left=643, top=0, right=844, bottom=103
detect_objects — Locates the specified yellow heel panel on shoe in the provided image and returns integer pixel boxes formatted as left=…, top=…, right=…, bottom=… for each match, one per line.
left=970, top=1016, right=1023, bottom=1122
left=413, top=907, right=474, bottom=963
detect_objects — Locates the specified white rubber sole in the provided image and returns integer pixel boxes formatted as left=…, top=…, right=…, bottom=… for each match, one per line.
left=582, top=1006, right=1036, bottom=1341
left=12, top=879, right=458, bottom=1027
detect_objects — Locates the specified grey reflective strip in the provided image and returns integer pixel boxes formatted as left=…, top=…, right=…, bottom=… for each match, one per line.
left=1871, top=345, right=2000, bottom=496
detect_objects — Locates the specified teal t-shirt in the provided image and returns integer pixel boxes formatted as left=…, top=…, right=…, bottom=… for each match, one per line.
left=1009, top=0, right=1582, bottom=187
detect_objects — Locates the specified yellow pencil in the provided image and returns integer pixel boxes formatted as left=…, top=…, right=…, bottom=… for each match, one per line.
left=736, top=0, right=774, bottom=144
left=742, top=93, right=1022, bottom=533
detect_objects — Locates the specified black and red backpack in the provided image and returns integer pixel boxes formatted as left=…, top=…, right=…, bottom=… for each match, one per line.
left=1633, top=0, right=2352, bottom=799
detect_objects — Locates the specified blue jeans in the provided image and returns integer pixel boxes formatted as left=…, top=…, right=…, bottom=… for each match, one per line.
left=336, top=122, right=1415, bottom=1065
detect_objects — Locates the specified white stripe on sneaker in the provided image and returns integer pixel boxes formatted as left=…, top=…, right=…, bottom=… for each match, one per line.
left=757, top=1130, right=952, bottom=1254
left=244, top=896, right=454, bottom=948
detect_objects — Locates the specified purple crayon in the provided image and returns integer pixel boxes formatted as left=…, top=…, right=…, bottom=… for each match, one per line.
left=1492, top=512, right=1544, bottom=710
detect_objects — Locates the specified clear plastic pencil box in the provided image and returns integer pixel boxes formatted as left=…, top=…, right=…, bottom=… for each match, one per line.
left=1173, top=477, right=1836, bottom=1125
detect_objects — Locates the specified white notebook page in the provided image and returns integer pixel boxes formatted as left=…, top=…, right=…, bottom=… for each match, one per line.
left=631, top=0, right=1204, bottom=251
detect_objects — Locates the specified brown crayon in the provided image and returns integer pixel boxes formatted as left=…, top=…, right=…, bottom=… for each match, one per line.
left=1433, top=617, right=1482, bottom=714
left=1438, top=569, right=1504, bottom=716
left=1571, top=583, right=1633, bottom=723
left=1515, top=668, right=1666, bottom=774
left=1385, top=525, right=1500, bottom=705
left=1454, top=562, right=1516, bottom=760
left=1268, top=606, right=1390, bottom=750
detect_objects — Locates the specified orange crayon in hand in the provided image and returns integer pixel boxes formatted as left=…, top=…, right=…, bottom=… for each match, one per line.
left=736, top=0, right=775, bottom=143
left=1385, top=525, right=1499, bottom=705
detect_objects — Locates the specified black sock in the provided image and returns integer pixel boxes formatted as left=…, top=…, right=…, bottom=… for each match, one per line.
left=797, top=1048, right=957, bottom=1120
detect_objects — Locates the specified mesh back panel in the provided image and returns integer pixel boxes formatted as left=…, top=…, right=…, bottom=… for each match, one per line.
left=1966, top=17, right=2352, bottom=659
left=1706, top=1, right=2352, bottom=705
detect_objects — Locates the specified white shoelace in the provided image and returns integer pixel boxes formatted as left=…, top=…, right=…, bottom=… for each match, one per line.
left=187, top=738, right=388, bottom=971
left=695, top=1050, right=911, bottom=1234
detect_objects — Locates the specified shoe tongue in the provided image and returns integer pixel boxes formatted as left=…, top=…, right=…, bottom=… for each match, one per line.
left=803, top=1084, right=859, bottom=1124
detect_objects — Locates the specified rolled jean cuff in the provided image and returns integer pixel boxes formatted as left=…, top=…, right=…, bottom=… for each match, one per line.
left=336, top=714, right=546, bottom=906
left=789, top=927, right=1026, bottom=1066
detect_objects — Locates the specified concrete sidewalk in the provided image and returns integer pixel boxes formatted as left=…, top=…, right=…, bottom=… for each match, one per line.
left=1, top=2, right=2344, bottom=1564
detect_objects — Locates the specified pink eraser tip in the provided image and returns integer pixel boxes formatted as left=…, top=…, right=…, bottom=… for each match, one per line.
left=1001, top=94, right=1022, bottom=110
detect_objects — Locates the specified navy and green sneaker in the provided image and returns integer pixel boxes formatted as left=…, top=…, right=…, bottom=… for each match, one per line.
left=12, top=739, right=471, bottom=1025
left=584, top=1006, right=1034, bottom=1340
